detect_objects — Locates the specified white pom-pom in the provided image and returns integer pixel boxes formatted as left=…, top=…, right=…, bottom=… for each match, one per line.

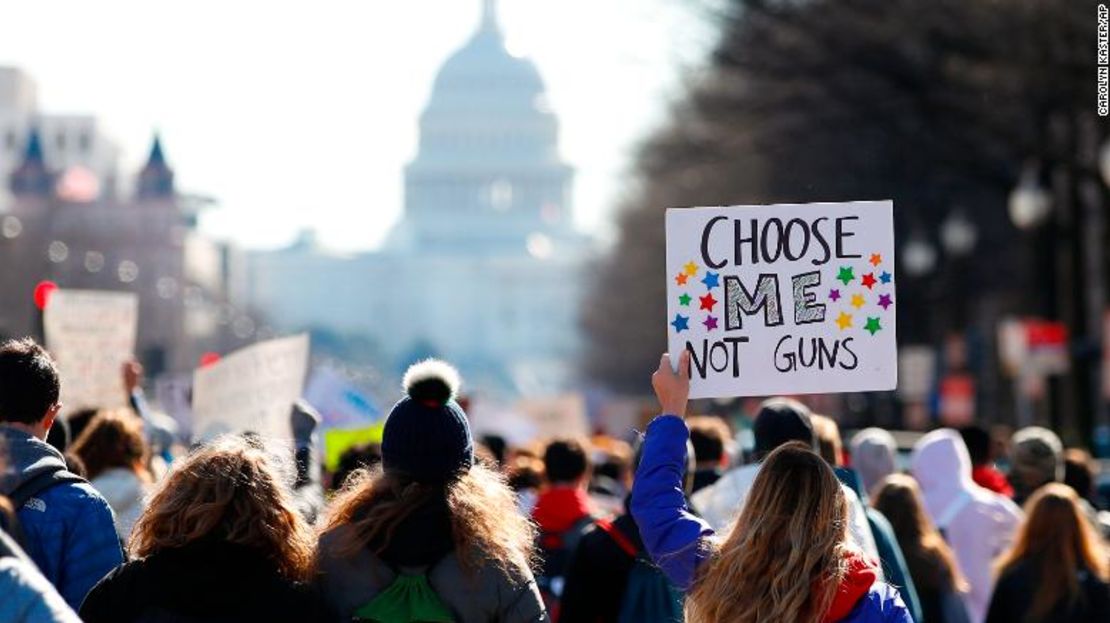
left=402, top=359, right=460, bottom=404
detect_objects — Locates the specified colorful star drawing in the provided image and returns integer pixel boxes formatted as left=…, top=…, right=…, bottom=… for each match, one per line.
left=864, top=316, right=882, bottom=335
left=699, top=293, right=718, bottom=312
left=861, top=273, right=877, bottom=289
left=671, top=314, right=689, bottom=333
left=835, top=312, right=853, bottom=330
left=703, top=315, right=719, bottom=331
left=877, top=293, right=893, bottom=310
left=675, top=273, right=688, bottom=286
left=870, top=253, right=882, bottom=267
left=683, top=261, right=699, bottom=277
left=879, top=271, right=892, bottom=284
left=837, top=266, right=855, bottom=285
left=851, top=293, right=865, bottom=309
left=829, top=288, right=841, bottom=302
left=678, top=293, right=692, bottom=306
left=701, top=271, right=720, bottom=290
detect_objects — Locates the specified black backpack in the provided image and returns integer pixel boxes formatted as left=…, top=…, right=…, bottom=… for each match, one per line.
left=536, top=515, right=595, bottom=615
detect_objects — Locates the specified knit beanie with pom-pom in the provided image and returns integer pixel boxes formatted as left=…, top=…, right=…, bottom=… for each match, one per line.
left=381, top=359, right=474, bottom=484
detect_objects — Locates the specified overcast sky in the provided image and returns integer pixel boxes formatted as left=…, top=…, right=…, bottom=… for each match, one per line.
left=0, top=0, right=712, bottom=250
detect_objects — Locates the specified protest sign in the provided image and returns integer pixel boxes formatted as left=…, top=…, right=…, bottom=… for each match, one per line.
left=304, top=366, right=380, bottom=430
left=191, top=334, right=310, bottom=441
left=666, top=201, right=897, bottom=398
left=323, top=423, right=384, bottom=472
left=43, top=289, right=138, bottom=415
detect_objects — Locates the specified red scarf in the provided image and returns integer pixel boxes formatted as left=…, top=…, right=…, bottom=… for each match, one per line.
left=822, top=551, right=878, bottom=623
left=531, top=486, right=592, bottom=534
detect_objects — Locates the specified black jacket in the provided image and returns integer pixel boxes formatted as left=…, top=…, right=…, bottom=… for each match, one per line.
left=558, top=513, right=642, bottom=623
left=985, top=560, right=1110, bottom=623
left=80, top=538, right=321, bottom=623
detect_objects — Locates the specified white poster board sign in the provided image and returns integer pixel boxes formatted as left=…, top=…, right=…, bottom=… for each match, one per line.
left=191, top=334, right=310, bottom=441
left=665, top=201, right=897, bottom=398
left=44, top=289, right=138, bottom=414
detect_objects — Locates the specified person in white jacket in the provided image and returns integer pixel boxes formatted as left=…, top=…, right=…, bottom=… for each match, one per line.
left=911, top=429, right=1022, bottom=623
left=70, top=409, right=153, bottom=540
left=690, top=398, right=881, bottom=568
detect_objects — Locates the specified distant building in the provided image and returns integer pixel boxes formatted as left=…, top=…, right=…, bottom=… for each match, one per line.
left=0, top=125, right=236, bottom=376
left=247, top=0, right=590, bottom=395
left=0, top=68, right=121, bottom=207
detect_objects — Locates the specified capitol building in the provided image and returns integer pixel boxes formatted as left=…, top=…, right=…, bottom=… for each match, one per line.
left=246, top=1, right=590, bottom=395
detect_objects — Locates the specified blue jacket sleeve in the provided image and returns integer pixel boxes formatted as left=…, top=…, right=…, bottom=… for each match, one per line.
left=630, top=414, right=715, bottom=591
left=57, top=485, right=125, bottom=609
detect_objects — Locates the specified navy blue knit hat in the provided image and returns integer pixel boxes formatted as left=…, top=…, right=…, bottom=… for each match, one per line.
left=382, top=360, right=474, bottom=484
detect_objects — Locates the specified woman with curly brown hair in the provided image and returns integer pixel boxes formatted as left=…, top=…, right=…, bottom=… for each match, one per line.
left=985, top=483, right=1110, bottom=623
left=631, top=352, right=913, bottom=623
left=78, top=435, right=320, bottom=622
left=315, top=360, right=546, bottom=622
left=70, top=409, right=152, bottom=539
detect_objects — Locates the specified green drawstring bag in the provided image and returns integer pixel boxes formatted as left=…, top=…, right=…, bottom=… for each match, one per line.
left=353, top=571, right=456, bottom=623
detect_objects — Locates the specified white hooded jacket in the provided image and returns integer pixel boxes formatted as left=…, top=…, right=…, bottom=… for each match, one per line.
left=911, top=429, right=1022, bottom=623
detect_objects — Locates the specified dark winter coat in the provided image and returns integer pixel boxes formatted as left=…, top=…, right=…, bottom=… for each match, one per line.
left=558, top=513, right=643, bottom=622
left=79, top=538, right=321, bottom=623
left=985, top=560, right=1110, bottom=623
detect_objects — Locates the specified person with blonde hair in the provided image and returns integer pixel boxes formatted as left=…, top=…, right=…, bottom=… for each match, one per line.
left=985, top=483, right=1110, bottom=623
left=78, top=435, right=320, bottom=622
left=631, top=352, right=912, bottom=623
left=70, top=409, right=153, bottom=539
left=315, top=360, right=546, bottom=622
left=873, top=474, right=970, bottom=623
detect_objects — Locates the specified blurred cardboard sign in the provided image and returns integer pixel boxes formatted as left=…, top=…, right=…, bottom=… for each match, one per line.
left=304, top=366, right=380, bottom=430
left=191, top=334, right=310, bottom=442
left=666, top=201, right=897, bottom=399
left=44, top=289, right=138, bottom=415
left=323, top=423, right=384, bottom=472
left=897, top=346, right=936, bottom=402
left=999, top=317, right=1069, bottom=377
left=154, top=374, right=194, bottom=438
left=469, top=394, right=591, bottom=446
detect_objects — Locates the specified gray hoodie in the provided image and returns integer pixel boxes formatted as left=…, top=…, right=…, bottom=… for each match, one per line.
left=316, top=523, right=547, bottom=623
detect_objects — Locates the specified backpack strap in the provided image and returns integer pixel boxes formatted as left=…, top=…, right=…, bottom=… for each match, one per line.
left=7, top=465, right=87, bottom=510
left=595, top=518, right=638, bottom=558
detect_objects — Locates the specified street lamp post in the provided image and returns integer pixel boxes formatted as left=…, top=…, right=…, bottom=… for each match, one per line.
left=1009, top=112, right=1109, bottom=450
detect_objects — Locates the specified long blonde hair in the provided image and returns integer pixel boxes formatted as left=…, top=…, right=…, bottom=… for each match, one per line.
left=321, top=462, right=536, bottom=576
left=128, top=436, right=315, bottom=582
left=686, top=442, right=849, bottom=623
left=995, top=483, right=1110, bottom=621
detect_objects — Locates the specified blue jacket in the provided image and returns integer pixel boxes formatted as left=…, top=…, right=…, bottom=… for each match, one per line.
left=0, top=426, right=124, bottom=610
left=630, top=415, right=914, bottom=623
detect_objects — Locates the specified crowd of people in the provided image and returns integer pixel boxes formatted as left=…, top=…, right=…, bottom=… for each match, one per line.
left=1, top=337, right=1109, bottom=622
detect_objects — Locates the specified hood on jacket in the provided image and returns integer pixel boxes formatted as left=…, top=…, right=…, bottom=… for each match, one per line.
left=823, top=551, right=879, bottom=623
left=532, top=486, right=592, bottom=534
left=0, top=426, right=69, bottom=496
left=848, top=428, right=896, bottom=496
left=911, top=429, right=974, bottom=519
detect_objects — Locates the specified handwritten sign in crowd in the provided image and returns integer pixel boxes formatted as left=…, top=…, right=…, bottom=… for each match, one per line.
left=666, top=201, right=897, bottom=398
left=191, top=334, right=310, bottom=441
left=44, top=289, right=139, bottom=415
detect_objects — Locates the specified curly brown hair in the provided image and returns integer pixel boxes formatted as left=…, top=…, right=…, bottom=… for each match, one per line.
left=128, top=436, right=315, bottom=582
left=321, top=462, right=536, bottom=576
left=70, top=409, right=148, bottom=481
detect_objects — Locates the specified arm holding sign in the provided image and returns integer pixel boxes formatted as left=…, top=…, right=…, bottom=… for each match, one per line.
left=631, top=351, right=716, bottom=591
